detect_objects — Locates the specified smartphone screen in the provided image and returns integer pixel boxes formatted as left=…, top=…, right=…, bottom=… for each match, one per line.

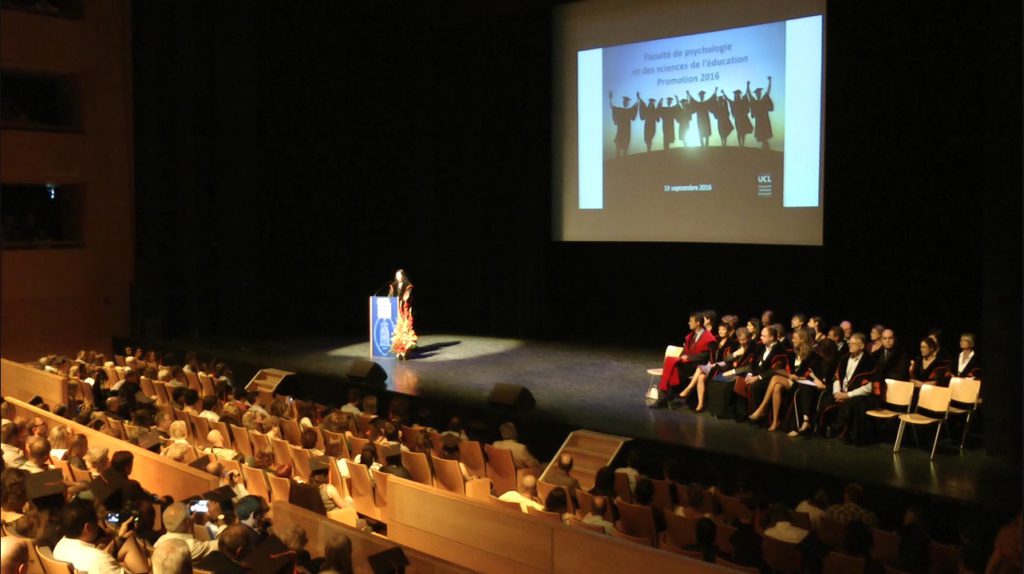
left=106, top=512, right=122, bottom=524
left=189, top=500, right=210, bottom=514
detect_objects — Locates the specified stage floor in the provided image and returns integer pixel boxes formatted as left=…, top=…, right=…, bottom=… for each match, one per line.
left=176, top=333, right=1020, bottom=511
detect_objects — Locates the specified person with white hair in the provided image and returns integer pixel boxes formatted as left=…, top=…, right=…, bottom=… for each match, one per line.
left=151, top=539, right=191, bottom=574
left=154, top=503, right=216, bottom=562
left=162, top=443, right=192, bottom=463
left=204, top=431, right=239, bottom=462
left=84, top=447, right=109, bottom=477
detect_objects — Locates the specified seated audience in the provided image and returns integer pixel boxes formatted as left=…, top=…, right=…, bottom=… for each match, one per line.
left=614, top=449, right=641, bottom=497
left=634, top=477, right=667, bottom=532
left=310, top=458, right=348, bottom=512
left=150, top=537, right=191, bottom=574
left=53, top=498, right=141, bottom=574
left=320, top=533, right=354, bottom=574
left=763, top=504, right=809, bottom=543
left=154, top=502, right=216, bottom=561
left=198, top=397, right=220, bottom=422
left=685, top=517, right=718, bottom=563
left=1, top=422, right=26, bottom=468
left=378, top=452, right=412, bottom=480
left=204, top=431, right=240, bottom=462
left=825, top=483, right=877, bottom=528
left=492, top=423, right=540, bottom=469
left=498, top=474, right=544, bottom=513
left=277, top=524, right=322, bottom=573
left=581, top=495, right=615, bottom=534
left=543, top=487, right=572, bottom=523
left=194, top=523, right=251, bottom=574
left=20, top=437, right=52, bottom=474
left=340, top=390, right=362, bottom=416
left=794, top=489, right=830, bottom=533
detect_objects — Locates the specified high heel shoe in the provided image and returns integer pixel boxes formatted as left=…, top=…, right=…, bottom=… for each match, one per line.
left=748, top=410, right=764, bottom=421
left=786, top=421, right=810, bottom=438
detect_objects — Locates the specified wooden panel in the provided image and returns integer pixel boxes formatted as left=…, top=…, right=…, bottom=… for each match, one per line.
left=1, top=358, right=67, bottom=407
left=270, top=501, right=474, bottom=574
left=551, top=527, right=720, bottom=574
left=5, top=398, right=218, bottom=501
left=389, top=478, right=553, bottom=574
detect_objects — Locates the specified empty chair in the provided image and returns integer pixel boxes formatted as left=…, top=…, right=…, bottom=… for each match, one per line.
left=615, top=500, right=658, bottom=547
left=197, top=372, right=217, bottom=397
left=716, top=556, right=760, bottom=573
left=248, top=430, right=271, bottom=458
left=649, top=478, right=674, bottom=511
left=763, top=536, right=802, bottom=574
left=280, top=418, right=302, bottom=446
left=348, top=460, right=381, bottom=521
left=893, top=383, right=953, bottom=460
left=35, top=546, right=75, bottom=574
left=945, top=377, right=982, bottom=450
left=269, top=436, right=293, bottom=469
left=823, top=552, right=866, bottom=574
left=871, top=528, right=900, bottom=566
left=240, top=464, right=272, bottom=502
left=819, top=515, right=848, bottom=551
left=465, top=477, right=493, bottom=502
left=401, top=450, right=434, bottom=487
left=189, top=414, right=212, bottom=447
left=614, top=471, right=634, bottom=503
left=610, top=528, right=655, bottom=548
left=374, top=470, right=390, bottom=512
left=77, top=379, right=96, bottom=405
left=348, top=435, right=370, bottom=457
left=458, top=440, right=487, bottom=479
left=661, top=512, right=699, bottom=549
left=432, top=455, right=466, bottom=494
left=267, top=473, right=291, bottom=504
left=716, top=491, right=749, bottom=524
left=139, top=376, right=157, bottom=400
left=152, top=381, right=170, bottom=406
left=483, top=444, right=519, bottom=495
left=288, top=444, right=313, bottom=482
left=400, top=425, right=421, bottom=451
left=866, top=380, right=916, bottom=420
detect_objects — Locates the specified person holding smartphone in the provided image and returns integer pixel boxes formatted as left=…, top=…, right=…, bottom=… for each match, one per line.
left=54, top=499, right=145, bottom=574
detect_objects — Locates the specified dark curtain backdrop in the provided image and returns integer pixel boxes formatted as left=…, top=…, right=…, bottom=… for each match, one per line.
left=132, top=1, right=1021, bottom=458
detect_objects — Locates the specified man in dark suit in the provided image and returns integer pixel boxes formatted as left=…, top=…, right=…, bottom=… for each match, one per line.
left=544, top=453, right=581, bottom=507
left=740, top=326, right=787, bottom=421
left=819, top=333, right=876, bottom=441
left=873, top=329, right=910, bottom=382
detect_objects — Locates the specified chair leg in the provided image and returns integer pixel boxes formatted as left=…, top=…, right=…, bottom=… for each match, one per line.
left=893, top=420, right=906, bottom=453
left=960, top=412, right=973, bottom=450
left=930, top=422, right=943, bottom=460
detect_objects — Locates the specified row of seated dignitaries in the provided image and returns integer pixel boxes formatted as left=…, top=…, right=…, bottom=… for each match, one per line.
left=653, top=310, right=980, bottom=446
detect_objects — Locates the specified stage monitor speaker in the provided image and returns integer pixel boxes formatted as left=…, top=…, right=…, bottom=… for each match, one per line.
left=346, top=359, right=387, bottom=385
left=487, top=383, right=535, bottom=411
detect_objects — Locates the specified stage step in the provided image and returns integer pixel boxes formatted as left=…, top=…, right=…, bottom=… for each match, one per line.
left=541, top=430, right=631, bottom=491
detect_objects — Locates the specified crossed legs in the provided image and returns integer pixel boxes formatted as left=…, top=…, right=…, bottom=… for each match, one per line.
left=749, top=374, right=792, bottom=431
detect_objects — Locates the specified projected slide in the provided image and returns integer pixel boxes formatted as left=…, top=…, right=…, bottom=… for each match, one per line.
left=559, top=7, right=824, bottom=245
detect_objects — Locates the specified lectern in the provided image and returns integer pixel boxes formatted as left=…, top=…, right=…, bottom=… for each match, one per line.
left=369, top=296, right=399, bottom=358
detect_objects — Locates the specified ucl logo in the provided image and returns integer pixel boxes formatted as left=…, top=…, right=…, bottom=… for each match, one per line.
left=757, top=174, right=773, bottom=183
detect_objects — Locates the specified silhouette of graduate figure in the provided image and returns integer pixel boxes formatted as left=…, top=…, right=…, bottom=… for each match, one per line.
left=637, top=92, right=661, bottom=152
left=675, top=94, right=694, bottom=146
left=748, top=76, right=774, bottom=149
left=710, top=90, right=734, bottom=147
left=657, top=96, right=677, bottom=151
left=609, top=92, right=638, bottom=157
left=686, top=89, right=717, bottom=147
left=724, top=88, right=753, bottom=147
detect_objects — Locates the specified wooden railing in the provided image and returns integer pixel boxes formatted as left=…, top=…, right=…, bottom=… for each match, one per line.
left=2, top=358, right=68, bottom=407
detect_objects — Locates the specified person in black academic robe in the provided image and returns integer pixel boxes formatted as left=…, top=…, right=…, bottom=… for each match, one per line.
left=819, top=334, right=877, bottom=442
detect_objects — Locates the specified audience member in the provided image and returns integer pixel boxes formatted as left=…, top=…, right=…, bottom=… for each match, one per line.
left=795, top=489, right=830, bottom=533
left=634, top=477, right=667, bottom=532
left=543, top=488, right=572, bottom=523
left=205, top=431, right=240, bottom=462
left=277, top=524, right=321, bottom=573
left=194, top=523, right=250, bottom=574
left=320, top=533, right=354, bottom=574
left=685, top=517, right=718, bottom=563
left=498, top=474, right=543, bottom=513
left=378, top=453, right=412, bottom=480
left=615, top=449, right=641, bottom=497
left=545, top=454, right=581, bottom=505
left=198, top=397, right=220, bottom=422
left=154, top=503, right=216, bottom=561
left=20, top=437, right=52, bottom=474
left=825, top=483, right=877, bottom=528
left=763, top=504, right=808, bottom=543
left=581, top=495, right=615, bottom=534
left=845, top=520, right=885, bottom=574
left=492, top=423, right=540, bottom=469
left=340, top=390, right=362, bottom=416
left=1, top=423, right=26, bottom=468
left=53, top=499, right=139, bottom=574
left=150, top=537, right=192, bottom=574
